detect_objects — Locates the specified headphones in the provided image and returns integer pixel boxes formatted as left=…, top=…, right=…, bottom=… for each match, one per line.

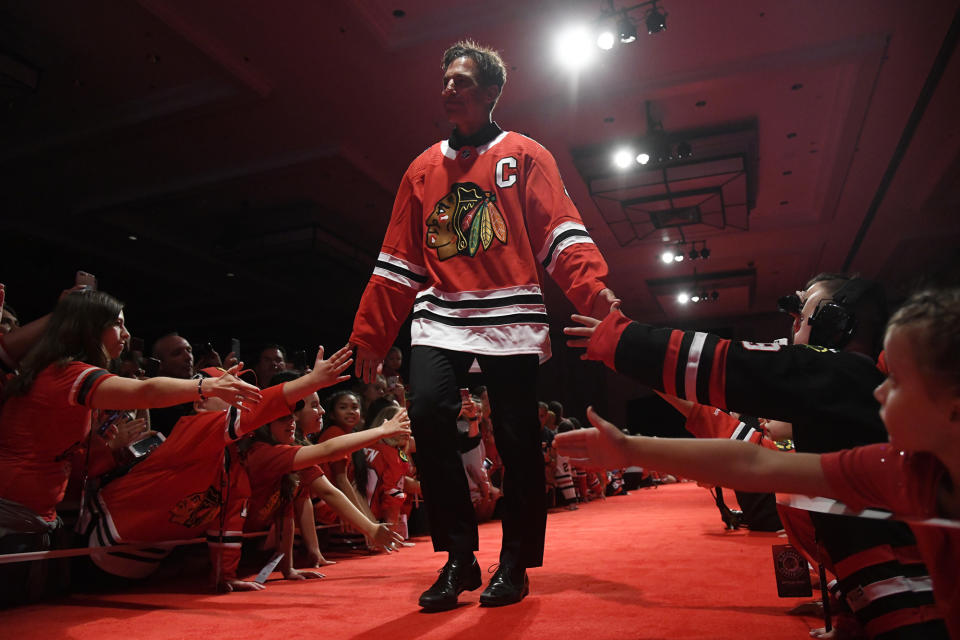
left=779, top=277, right=885, bottom=350
left=809, top=278, right=885, bottom=350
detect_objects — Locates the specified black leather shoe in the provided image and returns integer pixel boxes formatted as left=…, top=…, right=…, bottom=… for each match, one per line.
left=418, top=557, right=482, bottom=611
left=479, top=563, right=529, bottom=606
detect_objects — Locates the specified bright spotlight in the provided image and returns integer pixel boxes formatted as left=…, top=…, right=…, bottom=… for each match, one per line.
left=674, top=254, right=684, bottom=262
left=613, top=148, right=634, bottom=169
left=691, top=295, right=700, bottom=302
left=597, top=30, right=616, bottom=50
left=555, top=26, right=595, bottom=71
left=661, top=250, right=675, bottom=264
left=677, top=292, right=690, bottom=304
left=636, top=152, right=650, bottom=165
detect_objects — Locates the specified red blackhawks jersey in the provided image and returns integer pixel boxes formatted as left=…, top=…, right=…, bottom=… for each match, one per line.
left=89, top=385, right=292, bottom=581
left=0, top=361, right=114, bottom=521
left=363, top=441, right=409, bottom=520
left=683, top=403, right=777, bottom=451
left=350, top=129, right=609, bottom=361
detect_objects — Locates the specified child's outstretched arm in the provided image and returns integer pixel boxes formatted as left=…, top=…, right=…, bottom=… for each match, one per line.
left=292, top=409, right=411, bottom=469
left=555, top=407, right=832, bottom=497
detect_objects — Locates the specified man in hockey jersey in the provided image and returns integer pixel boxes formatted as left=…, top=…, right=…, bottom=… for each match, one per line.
left=563, top=274, right=947, bottom=638
left=350, top=40, right=618, bottom=610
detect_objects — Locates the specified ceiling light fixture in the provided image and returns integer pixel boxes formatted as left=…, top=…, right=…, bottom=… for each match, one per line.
left=618, top=16, right=637, bottom=43
left=645, top=2, right=667, bottom=34
left=591, top=0, right=669, bottom=54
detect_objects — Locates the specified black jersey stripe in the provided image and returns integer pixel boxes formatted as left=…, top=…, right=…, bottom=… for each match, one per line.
left=226, top=406, right=240, bottom=441
left=76, top=369, right=110, bottom=406
left=414, top=293, right=544, bottom=309
left=674, top=332, right=694, bottom=400
left=106, top=550, right=164, bottom=563
left=541, top=229, right=591, bottom=269
left=695, top=333, right=720, bottom=404
left=412, top=309, right=548, bottom=327
left=206, top=534, right=244, bottom=544
left=376, top=260, right=427, bottom=283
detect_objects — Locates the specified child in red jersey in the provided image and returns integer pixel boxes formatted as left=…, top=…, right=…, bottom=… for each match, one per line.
left=557, top=288, right=960, bottom=637
left=285, top=382, right=405, bottom=564
left=360, top=404, right=413, bottom=532
left=241, top=394, right=410, bottom=580
left=314, top=390, right=378, bottom=525
left=87, top=345, right=353, bottom=593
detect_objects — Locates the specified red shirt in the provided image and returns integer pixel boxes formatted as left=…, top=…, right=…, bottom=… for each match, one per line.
left=822, top=444, right=960, bottom=638
left=0, top=361, right=114, bottom=520
left=243, top=441, right=300, bottom=531
left=317, top=425, right=354, bottom=481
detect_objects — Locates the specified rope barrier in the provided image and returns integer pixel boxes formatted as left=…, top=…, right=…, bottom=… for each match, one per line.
left=0, top=523, right=340, bottom=565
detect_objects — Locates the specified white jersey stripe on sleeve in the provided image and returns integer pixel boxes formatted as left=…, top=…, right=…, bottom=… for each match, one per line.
left=684, top=332, right=708, bottom=402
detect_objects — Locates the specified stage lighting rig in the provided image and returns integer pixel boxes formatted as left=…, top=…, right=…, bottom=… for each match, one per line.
left=595, top=0, right=668, bottom=51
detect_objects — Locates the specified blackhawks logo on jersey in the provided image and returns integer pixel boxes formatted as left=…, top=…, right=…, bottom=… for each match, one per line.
left=425, top=182, right=507, bottom=261
left=169, top=485, right=222, bottom=529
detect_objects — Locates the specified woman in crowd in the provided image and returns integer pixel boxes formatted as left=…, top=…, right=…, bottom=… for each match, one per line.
left=0, top=289, right=259, bottom=526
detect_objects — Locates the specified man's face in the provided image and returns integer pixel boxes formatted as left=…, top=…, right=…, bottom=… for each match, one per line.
left=256, top=348, right=286, bottom=386
left=426, top=192, right=459, bottom=259
left=791, top=283, right=828, bottom=346
left=441, top=57, right=497, bottom=131
left=156, top=335, right=194, bottom=379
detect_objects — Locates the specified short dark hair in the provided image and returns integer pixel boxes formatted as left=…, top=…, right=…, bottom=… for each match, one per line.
left=547, top=400, right=564, bottom=419
left=442, top=40, right=507, bottom=108
left=804, top=273, right=888, bottom=357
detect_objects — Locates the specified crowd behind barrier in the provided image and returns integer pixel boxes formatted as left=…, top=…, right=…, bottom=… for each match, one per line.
left=1, top=277, right=958, bottom=640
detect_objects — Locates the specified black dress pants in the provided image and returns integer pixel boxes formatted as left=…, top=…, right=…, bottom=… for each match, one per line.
left=408, top=345, right=546, bottom=568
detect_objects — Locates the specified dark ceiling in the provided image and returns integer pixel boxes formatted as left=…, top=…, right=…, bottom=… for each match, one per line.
left=2, top=0, right=959, bottom=388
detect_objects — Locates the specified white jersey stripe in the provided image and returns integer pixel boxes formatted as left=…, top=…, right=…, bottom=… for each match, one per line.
left=544, top=236, right=596, bottom=275
left=536, top=221, right=586, bottom=263
left=685, top=332, right=708, bottom=401
left=374, top=267, right=423, bottom=291
left=378, top=252, right=426, bottom=276
left=413, top=300, right=547, bottom=319
left=416, top=284, right=543, bottom=303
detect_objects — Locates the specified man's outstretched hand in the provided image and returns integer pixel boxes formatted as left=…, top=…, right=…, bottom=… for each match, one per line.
left=563, top=314, right=602, bottom=359
left=590, top=287, right=621, bottom=320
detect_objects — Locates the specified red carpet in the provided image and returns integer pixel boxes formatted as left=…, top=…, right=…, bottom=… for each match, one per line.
left=0, top=483, right=819, bottom=639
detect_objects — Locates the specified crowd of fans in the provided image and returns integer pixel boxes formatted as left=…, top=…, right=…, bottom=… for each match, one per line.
left=1, top=275, right=958, bottom=640
left=0, top=278, right=640, bottom=606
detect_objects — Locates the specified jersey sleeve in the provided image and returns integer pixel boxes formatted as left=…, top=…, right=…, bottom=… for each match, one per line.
left=223, top=384, right=292, bottom=442
left=350, top=161, right=428, bottom=358
left=525, top=144, right=609, bottom=314
left=821, top=444, right=940, bottom=517
left=684, top=403, right=763, bottom=444
left=64, top=364, right=115, bottom=407
left=589, top=309, right=886, bottom=431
